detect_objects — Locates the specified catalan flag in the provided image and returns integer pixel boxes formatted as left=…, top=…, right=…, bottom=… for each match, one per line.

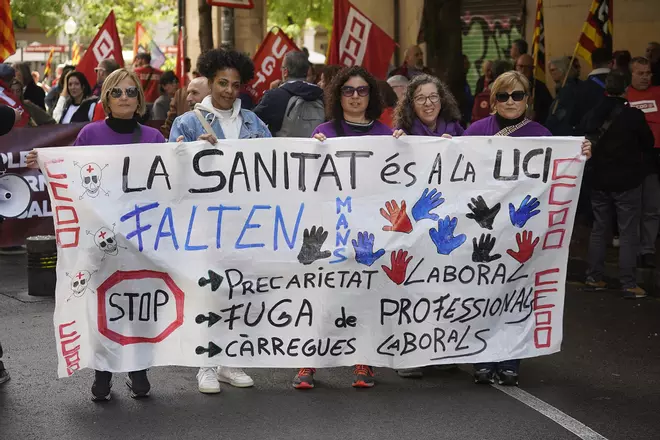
left=134, top=22, right=166, bottom=69
left=531, top=0, right=546, bottom=84
left=72, top=42, right=81, bottom=65
left=0, top=0, right=16, bottom=62
left=575, top=0, right=613, bottom=66
left=44, top=48, right=54, bottom=78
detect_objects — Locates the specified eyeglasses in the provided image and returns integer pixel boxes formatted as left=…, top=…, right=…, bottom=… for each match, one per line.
left=341, top=85, right=370, bottom=97
left=495, top=91, right=527, bottom=102
left=110, top=86, right=139, bottom=99
left=94, top=68, right=106, bottom=73
left=414, top=93, right=441, bottom=105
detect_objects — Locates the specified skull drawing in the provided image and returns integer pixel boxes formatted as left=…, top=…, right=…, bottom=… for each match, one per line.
left=94, top=227, right=118, bottom=256
left=70, top=271, right=91, bottom=297
left=80, top=163, right=102, bottom=197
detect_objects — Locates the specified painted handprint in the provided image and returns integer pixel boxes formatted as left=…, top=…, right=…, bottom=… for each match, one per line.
left=380, top=200, right=413, bottom=233
left=509, top=195, right=541, bottom=228
left=352, top=232, right=386, bottom=267
left=506, top=231, right=540, bottom=264
left=412, top=188, right=445, bottom=222
left=472, top=233, right=502, bottom=263
left=297, top=226, right=331, bottom=265
left=466, top=196, right=501, bottom=230
left=381, top=250, right=413, bottom=285
left=429, top=216, right=467, bottom=255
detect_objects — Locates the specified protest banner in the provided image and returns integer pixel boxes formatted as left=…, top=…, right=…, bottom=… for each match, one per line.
left=36, top=136, right=585, bottom=378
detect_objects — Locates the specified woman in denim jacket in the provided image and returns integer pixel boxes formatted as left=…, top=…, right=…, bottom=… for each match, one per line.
left=169, top=49, right=271, bottom=143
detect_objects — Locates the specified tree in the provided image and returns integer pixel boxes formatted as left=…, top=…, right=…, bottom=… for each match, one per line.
left=267, top=0, right=332, bottom=39
left=198, top=0, right=214, bottom=53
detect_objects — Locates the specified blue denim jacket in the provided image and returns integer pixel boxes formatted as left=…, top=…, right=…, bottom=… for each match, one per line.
left=168, top=106, right=272, bottom=142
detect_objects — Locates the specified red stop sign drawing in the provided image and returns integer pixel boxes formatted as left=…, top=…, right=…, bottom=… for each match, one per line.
left=97, top=270, right=184, bottom=346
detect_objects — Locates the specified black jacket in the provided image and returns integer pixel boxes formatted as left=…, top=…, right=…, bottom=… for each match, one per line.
left=0, top=104, right=15, bottom=135
left=571, top=70, right=609, bottom=131
left=24, top=82, right=46, bottom=110
left=253, top=80, right=324, bottom=135
left=577, top=96, right=655, bottom=192
left=59, top=97, right=98, bottom=124
left=531, top=79, right=553, bottom=125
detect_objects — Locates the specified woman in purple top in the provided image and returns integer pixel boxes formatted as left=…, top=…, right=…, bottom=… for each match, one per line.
left=464, top=71, right=591, bottom=387
left=311, top=65, right=403, bottom=140
left=27, top=69, right=164, bottom=402
left=394, top=74, right=465, bottom=138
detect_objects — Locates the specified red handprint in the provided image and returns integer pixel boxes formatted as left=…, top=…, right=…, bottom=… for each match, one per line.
left=380, top=200, right=413, bottom=233
left=506, top=231, right=540, bottom=264
left=381, top=250, right=413, bottom=285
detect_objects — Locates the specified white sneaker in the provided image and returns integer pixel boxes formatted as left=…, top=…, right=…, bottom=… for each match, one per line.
left=612, top=236, right=620, bottom=248
left=197, top=367, right=221, bottom=394
left=217, top=367, right=254, bottom=388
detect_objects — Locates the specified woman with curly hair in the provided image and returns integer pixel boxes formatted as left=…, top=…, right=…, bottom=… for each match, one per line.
left=394, top=74, right=464, bottom=137
left=169, top=48, right=271, bottom=143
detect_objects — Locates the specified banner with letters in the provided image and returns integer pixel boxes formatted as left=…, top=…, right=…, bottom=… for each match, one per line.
left=37, top=136, right=585, bottom=378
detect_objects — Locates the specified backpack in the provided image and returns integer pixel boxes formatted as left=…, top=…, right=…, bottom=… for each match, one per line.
left=276, top=95, right=325, bottom=137
left=471, top=88, right=491, bottom=123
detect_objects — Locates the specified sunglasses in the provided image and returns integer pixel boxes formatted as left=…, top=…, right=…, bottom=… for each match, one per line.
left=341, top=85, right=370, bottom=97
left=110, top=86, right=139, bottom=99
left=495, top=91, right=527, bottom=102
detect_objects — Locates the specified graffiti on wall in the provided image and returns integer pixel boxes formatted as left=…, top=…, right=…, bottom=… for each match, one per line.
left=462, top=13, right=523, bottom=93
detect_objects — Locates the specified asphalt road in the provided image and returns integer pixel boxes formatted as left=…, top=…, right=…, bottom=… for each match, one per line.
left=1, top=253, right=659, bottom=440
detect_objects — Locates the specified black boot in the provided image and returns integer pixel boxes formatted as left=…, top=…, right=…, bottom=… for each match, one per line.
left=126, top=370, right=150, bottom=398
left=474, top=368, right=495, bottom=384
left=91, top=371, right=112, bottom=401
left=496, top=369, right=519, bottom=386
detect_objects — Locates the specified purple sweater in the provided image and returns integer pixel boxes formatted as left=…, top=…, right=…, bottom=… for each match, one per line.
left=312, top=120, right=393, bottom=138
left=464, top=115, right=552, bottom=137
left=406, top=117, right=465, bottom=137
left=74, top=120, right=166, bottom=146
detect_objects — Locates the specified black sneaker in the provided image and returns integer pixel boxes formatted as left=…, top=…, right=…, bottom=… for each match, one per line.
left=397, top=368, right=423, bottom=378
left=126, top=370, right=150, bottom=398
left=292, top=368, right=316, bottom=389
left=474, top=368, right=495, bottom=384
left=91, top=371, right=112, bottom=401
left=352, top=365, right=375, bottom=388
left=0, top=368, right=10, bottom=385
left=497, top=369, right=519, bottom=386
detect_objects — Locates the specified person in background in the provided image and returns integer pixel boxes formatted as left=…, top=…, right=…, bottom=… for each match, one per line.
left=475, top=60, right=494, bottom=95
left=0, top=64, right=30, bottom=128
left=462, top=54, right=475, bottom=126
left=9, top=79, right=55, bottom=126
left=133, top=52, right=163, bottom=105
left=389, top=45, right=432, bottom=80
left=295, top=65, right=403, bottom=391
left=613, top=50, right=632, bottom=86
left=45, top=65, right=75, bottom=113
left=571, top=48, right=613, bottom=130
left=546, top=56, right=581, bottom=135
left=27, top=69, right=165, bottom=399
left=510, top=39, right=528, bottom=63
left=465, top=70, right=591, bottom=386
left=318, top=64, right=342, bottom=90
left=378, top=79, right=398, bottom=128
left=32, top=71, right=49, bottom=93
left=152, top=71, right=179, bottom=121
left=92, top=58, right=120, bottom=97
left=161, top=76, right=210, bottom=138
left=53, top=71, right=97, bottom=124
left=646, top=42, right=660, bottom=86
left=579, top=71, right=654, bottom=299
left=13, top=62, right=46, bottom=110
left=515, top=54, right=552, bottom=124
left=387, top=75, right=409, bottom=103
left=626, top=57, right=660, bottom=269
left=183, top=57, right=192, bottom=86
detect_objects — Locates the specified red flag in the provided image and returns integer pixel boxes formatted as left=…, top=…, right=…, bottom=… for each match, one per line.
left=327, top=0, right=396, bottom=79
left=244, top=28, right=300, bottom=102
left=175, top=28, right=185, bottom=85
left=76, top=11, right=125, bottom=87
left=0, top=0, right=17, bottom=62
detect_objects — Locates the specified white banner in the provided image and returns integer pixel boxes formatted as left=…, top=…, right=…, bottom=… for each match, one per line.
left=37, top=136, right=585, bottom=378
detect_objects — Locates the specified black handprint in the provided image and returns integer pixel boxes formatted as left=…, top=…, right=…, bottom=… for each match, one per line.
left=297, top=226, right=332, bottom=265
left=466, top=196, right=501, bottom=230
left=472, top=233, right=502, bottom=263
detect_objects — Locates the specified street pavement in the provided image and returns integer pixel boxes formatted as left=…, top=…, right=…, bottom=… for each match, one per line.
left=1, top=252, right=659, bottom=440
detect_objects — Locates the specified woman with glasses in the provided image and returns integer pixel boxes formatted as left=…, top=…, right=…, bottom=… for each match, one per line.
left=464, top=71, right=591, bottom=387
left=394, top=74, right=464, bottom=137
left=26, top=69, right=164, bottom=401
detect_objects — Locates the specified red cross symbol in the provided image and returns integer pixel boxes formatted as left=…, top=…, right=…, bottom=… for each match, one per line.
left=86, top=165, right=94, bottom=173
left=76, top=272, right=84, bottom=280
left=98, top=231, right=107, bottom=239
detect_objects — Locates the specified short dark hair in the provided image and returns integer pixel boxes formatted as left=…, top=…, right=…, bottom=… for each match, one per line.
left=591, top=48, right=613, bottom=68
left=197, top=49, right=255, bottom=84
left=378, top=80, right=398, bottom=107
left=493, top=59, right=513, bottom=80
left=605, top=70, right=626, bottom=96
left=513, top=39, right=528, bottom=55
left=613, top=50, right=631, bottom=69
left=159, top=70, right=178, bottom=86
left=99, top=58, right=120, bottom=74
left=13, top=62, right=34, bottom=86
left=283, top=51, right=310, bottom=79
left=57, top=65, right=75, bottom=90
left=326, top=66, right=382, bottom=134
left=135, top=53, right=152, bottom=64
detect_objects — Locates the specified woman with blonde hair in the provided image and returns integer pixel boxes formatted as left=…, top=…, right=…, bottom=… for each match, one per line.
left=27, top=69, right=165, bottom=401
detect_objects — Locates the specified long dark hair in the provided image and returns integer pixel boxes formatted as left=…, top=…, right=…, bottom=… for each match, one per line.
left=13, top=62, right=35, bottom=87
left=58, top=65, right=76, bottom=90
left=326, top=66, right=383, bottom=135
left=393, top=74, right=461, bottom=133
left=64, top=71, right=93, bottom=102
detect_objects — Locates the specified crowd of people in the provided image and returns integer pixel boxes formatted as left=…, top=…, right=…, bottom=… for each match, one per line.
left=3, top=37, right=660, bottom=400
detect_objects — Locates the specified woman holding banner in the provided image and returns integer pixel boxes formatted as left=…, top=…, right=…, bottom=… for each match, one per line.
left=464, top=71, right=592, bottom=386
left=168, top=48, right=268, bottom=395
left=27, top=68, right=165, bottom=401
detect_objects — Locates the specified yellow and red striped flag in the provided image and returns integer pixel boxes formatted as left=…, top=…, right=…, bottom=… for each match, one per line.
left=0, top=0, right=17, bottom=62
left=43, top=48, right=55, bottom=78
left=71, top=41, right=81, bottom=65
left=531, top=0, right=546, bottom=84
left=575, top=0, right=613, bottom=66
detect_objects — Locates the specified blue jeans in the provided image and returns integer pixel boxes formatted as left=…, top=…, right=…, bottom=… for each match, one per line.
left=474, top=359, right=520, bottom=373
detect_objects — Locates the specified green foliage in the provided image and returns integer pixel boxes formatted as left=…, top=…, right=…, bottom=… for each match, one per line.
left=267, top=0, right=332, bottom=39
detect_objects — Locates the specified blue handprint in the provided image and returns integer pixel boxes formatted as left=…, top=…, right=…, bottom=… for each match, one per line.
left=509, top=195, right=541, bottom=228
left=429, top=216, right=467, bottom=255
left=352, top=232, right=386, bottom=266
left=412, top=188, right=445, bottom=222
